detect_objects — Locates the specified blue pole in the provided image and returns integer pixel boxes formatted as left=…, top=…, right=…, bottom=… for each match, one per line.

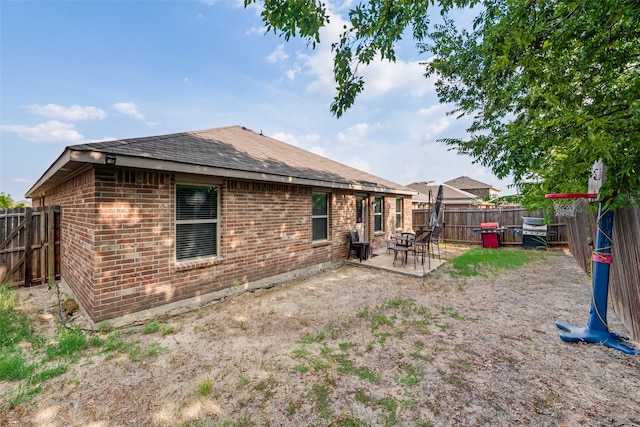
left=555, top=199, right=639, bottom=355
left=586, top=203, right=613, bottom=332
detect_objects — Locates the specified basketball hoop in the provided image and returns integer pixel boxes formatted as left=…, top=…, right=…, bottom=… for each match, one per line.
left=545, top=193, right=598, bottom=218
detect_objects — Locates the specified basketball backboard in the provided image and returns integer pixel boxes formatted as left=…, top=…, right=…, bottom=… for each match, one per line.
left=588, top=160, right=606, bottom=196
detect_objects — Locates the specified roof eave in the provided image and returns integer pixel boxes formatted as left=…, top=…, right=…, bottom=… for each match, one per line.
left=27, top=149, right=415, bottom=197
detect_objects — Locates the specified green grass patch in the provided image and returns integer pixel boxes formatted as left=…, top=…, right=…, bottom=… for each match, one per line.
left=146, top=342, right=168, bottom=357
left=338, top=342, right=356, bottom=351
left=292, top=347, right=312, bottom=359
left=449, top=247, right=541, bottom=277
left=334, top=354, right=380, bottom=384
left=0, top=286, right=44, bottom=350
left=197, top=377, right=213, bottom=396
left=0, top=283, right=176, bottom=410
left=307, top=384, right=331, bottom=418
left=292, top=363, right=309, bottom=374
left=301, top=331, right=326, bottom=344
left=30, top=364, right=68, bottom=383
left=0, top=348, right=36, bottom=381
left=142, top=320, right=161, bottom=334
left=237, top=376, right=250, bottom=389
left=394, top=364, right=425, bottom=388
left=46, top=327, right=90, bottom=361
left=452, top=358, right=474, bottom=372
left=441, top=306, right=474, bottom=322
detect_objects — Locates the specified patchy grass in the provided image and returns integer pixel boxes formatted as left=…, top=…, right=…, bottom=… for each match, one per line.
left=449, top=247, right=542, bottom=277
left=283, top=296, right=478, bottom=425
left=0, top=284, right=172, bottom=410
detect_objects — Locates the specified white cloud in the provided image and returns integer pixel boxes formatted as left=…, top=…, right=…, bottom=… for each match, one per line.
left=298, top=5, right=435, bottom=102
left=358, top=59, right=433, bottom=99
left=245, top=26, right=266, bottom=36
left=285, top=65, right=301, bottom=80
left=112, top=102, right=145, bottom=120
left=337, top=123, right=371, bottom=146
left=349, top=158, right=370, bottom=172
left=271, top=131, right=298, bottom=146
left=25, top=103, right=106, bottom=120
left=310, top=146, right=327, bottom=157
left=267, top=44, right=289, bottom=64
left=0, top=120, right=86, bottom=144
left=271, top=131, right=320, bottom=149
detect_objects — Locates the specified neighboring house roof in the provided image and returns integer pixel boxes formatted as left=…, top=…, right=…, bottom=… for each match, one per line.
left=27, top=126, right=415, bottom=198
left=407, top=181, right=482, bottom=206
left=444, top=176, right=500, bottom=192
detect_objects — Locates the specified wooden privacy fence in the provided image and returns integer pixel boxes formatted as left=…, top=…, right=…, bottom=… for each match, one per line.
left=0, top=206, right=60, bottom=287
left=565, top=200, right=640, bottom=342
left=413, top=207, right=566, bottom=246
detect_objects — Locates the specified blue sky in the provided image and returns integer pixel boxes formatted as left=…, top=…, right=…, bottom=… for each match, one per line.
left=0, top=0, right=515, bottom=202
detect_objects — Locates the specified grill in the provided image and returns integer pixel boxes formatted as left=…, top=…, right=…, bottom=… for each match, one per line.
left=521, top=217, right=548, bottom=249
left=474, top=222, right=507, bottom=248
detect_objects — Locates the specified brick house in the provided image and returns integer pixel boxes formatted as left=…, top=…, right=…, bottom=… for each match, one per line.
left=27, top=126, right=415, bottom=324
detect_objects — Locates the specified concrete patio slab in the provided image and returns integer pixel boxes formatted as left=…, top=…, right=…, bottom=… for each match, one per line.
left=347, top=247, right=447, bottom=277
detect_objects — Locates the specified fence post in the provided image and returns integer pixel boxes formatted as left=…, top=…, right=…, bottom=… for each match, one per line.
left=48, top=206, right=56, bottom=286
left=24, top=208, right=32, bottom=287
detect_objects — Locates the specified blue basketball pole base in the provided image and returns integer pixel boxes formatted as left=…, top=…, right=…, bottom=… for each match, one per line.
left=555, top=200, right=640, bottom=355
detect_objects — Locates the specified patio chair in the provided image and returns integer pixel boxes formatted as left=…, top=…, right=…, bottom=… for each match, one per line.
left=427, top=226, right=442, bottom=267
left=411, top=227, right=432, bottom=269
left=347, top=230, right=371, bottom=262
left=385, top=234, right=397, bottom=254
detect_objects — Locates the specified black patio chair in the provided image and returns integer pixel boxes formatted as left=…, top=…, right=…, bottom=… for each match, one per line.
left=411, top=227, right=432, bottom=270
left=347, top=230, right=371, bottom=262
left=427, top=226, right=442, bottom=268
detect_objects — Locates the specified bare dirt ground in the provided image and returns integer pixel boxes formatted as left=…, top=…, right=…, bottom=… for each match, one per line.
left=2, top=245, right=640, bottom=426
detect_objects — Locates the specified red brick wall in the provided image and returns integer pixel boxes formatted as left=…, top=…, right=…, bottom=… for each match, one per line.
left=92, top=168, right=174, bottom=321
left=39, top=166, right=409, bottom=322
left=36, top=168, right=97, bottom=320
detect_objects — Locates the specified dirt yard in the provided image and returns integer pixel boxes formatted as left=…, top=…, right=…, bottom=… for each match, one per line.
left=2, top=246, right=639, bottom=426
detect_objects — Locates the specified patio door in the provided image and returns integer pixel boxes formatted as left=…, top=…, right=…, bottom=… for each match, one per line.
left=356, top=195, right=369, bottom=241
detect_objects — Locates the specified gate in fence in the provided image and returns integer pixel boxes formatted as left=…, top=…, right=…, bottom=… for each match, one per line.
left=0, top=206, right=60, bottom=287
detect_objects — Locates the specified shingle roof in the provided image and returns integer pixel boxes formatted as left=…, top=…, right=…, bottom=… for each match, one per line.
left=28, top=125, right=414, bottom=197
left=444, top=176, right=499, bottom=191
left=407, top=181, right=481, bottom=206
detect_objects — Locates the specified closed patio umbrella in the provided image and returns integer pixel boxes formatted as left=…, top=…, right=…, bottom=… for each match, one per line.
left=430, top=185, right=443, bottom=228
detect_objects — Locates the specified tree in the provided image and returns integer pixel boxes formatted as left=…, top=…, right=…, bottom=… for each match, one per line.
left=0, top=192, right=15, bottom=209
left=0, top=193, right=25, bottom=209
left=246, top=0, right=640, bottom=208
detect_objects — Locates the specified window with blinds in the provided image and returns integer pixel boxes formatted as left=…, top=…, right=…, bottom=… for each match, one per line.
left=312, top=193, right=328, bottom=241
left=374, top=197, right=383, bottom=232
left=176, top=184, right=219, bottom=261
left=395, top=197, right=403, bottom=230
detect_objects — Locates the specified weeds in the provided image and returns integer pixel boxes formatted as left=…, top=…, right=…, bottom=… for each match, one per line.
left=197, top=378, right=213, bottom=396
left=237, top=376, right=250, bottom=390
left=394, top=364, right=425, bottom=388
left=142, top=320, right=161, bottom=334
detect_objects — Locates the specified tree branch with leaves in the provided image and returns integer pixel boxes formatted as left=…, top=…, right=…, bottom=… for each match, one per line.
left=247, top=0, right=640, bottom=209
